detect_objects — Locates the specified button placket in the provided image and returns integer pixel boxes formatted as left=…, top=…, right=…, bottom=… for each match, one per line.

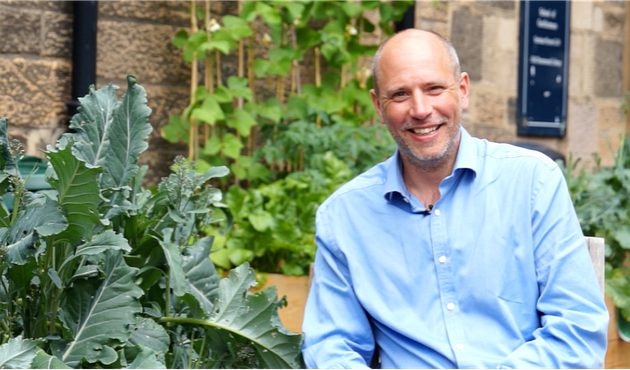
left=430, top=202, right=468, bottom=366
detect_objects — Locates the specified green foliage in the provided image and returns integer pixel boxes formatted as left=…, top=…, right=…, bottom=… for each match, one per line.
left=165, top=0, right=408, bottom=275
left=213, top=152, right=354, bottom=276
left=564, top=140, right=630, bottom=321
left=0, top=78, right=303, bottom=368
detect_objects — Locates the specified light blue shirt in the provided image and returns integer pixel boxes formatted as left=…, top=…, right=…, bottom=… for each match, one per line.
left=302, top=128, right=609, bottom=368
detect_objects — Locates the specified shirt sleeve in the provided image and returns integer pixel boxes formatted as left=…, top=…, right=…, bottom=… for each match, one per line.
left=498, top=163, right=609, bottom=368
left=301, top=204, right=375, bottom=369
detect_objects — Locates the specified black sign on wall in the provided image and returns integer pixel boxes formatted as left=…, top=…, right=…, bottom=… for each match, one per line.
left=517, top=0, right=570, bottom=137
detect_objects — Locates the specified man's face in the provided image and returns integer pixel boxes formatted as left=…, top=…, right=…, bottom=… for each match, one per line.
left=370, top=33, right=469, bottom=171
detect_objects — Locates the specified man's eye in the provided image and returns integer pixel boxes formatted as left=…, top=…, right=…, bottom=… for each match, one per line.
left=427, top=86, right=446, bottom=95
left=390, top=91, right=408, bottom=101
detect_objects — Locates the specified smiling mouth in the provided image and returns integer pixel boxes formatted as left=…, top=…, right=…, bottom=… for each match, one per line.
left=410, top=125, right=440, bottom=135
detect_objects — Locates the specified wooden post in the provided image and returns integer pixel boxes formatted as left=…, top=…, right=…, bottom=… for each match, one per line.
left=625, top=4, right=630, bottom=131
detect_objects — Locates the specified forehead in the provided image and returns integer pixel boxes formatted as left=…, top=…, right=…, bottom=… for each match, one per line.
left=378, top=33, right=453, bottom=88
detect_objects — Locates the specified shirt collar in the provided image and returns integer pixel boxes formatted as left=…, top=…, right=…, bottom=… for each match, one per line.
left=383, top=126, right=478, bottom=201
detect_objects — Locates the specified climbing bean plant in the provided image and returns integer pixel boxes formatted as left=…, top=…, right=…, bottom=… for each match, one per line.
left=564, top=144, right=630, bottom=323
left=164, top=0, right=412, bottom=275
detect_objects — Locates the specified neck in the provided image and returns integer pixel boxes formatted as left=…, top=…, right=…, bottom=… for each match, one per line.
left=403, top=164, right=445, bottom=206
left=401, top=150, right=458, bottom=207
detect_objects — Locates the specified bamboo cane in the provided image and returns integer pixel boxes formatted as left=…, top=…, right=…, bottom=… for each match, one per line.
left=314, top=46, right=321, bottom=128
left=189, top=0, right=199, bottom=160
left=204, top=0, right=214, bottom=142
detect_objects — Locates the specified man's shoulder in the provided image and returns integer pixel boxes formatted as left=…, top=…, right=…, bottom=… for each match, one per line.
left=479, top=138, right=560, bottom=170
left=319, top=159, right=389, bottom=209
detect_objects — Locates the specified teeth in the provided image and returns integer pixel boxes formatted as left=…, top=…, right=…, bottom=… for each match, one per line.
left=411, top=126, right=438, bottom=135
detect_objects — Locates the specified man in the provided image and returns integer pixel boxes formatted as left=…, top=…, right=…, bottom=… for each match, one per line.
left=301, top=29, right=609, bottom=368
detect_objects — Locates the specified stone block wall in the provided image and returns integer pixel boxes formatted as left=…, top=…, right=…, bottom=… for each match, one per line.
left=0, top=1, right=73, bottom=157
left=96, top=0, right=191, bottom=183
left=0, top=0, right=195, bottom=183
left=415, top=0, right=628, bottom=167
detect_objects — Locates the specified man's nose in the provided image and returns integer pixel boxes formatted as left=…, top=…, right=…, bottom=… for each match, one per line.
left=409, top=91, right=432, bottom=119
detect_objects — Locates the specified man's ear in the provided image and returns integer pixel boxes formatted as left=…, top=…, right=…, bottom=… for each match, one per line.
left=370, top=88, right=382, bottom=116
left=458, top=72, right=470, bottom=110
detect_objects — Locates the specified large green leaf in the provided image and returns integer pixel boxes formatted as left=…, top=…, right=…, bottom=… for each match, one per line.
left=156, top=228, right=187, bottom=297
left=75, top=229, right=131, bottom=257
left=31, top=350, right=71, bottom=369
left=3, top=192, right=66, bottom=241
left=126, top=347, right=166, bottom=369
left=59, top=251, right=143, bottom=367
left=66, top=84, right=120, bottom=168
left=128, top=318, right=170, bottom=355
left=164, top=264, right=303, bottom=368
left=182, top=236, right=220, bottom=313
left=63, top=76, right=152, bottom=218
left=0, top=337, right=39, bottom=369
left=103, top=75, right=153, bottom=190
left=47, top=143, right=102, bottom=243
left=2, top=193, right=66, bottom=264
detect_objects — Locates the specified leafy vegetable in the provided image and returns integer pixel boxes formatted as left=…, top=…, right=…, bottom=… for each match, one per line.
left=0, top=77, right=303, bottom=368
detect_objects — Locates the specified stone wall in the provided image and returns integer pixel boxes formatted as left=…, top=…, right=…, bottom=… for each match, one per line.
left=96, top=0, right=191, bottom=183
left=0, top=0, right=627, bottom=180
left=416, top=0, right=628, bottom=167
left=0, top=0, right=195, bottom=183
left=0, top=1, right=73, bottom=157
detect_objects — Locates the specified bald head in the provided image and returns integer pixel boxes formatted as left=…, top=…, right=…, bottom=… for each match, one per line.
left=371, top=29, right=461, bottom=94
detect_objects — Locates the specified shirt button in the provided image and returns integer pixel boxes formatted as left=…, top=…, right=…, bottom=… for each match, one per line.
left=434, top=209, right=441, bottom=216
left=438, top=255, right=447, bottom=264
left=446, top=302, right=456, bottom=311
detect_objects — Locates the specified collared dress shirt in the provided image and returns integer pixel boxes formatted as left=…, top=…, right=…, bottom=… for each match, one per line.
left=302, top=128, right=609, bottom=368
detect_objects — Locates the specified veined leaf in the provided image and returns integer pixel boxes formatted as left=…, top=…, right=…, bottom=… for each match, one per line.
left=226, top=76, right=253, bottom=101
left=199, top=40, right=232, bottom=54
left=59, top=251, right=143, bottom=367
left=103, top=75, right=153, bottom=191
left=206, top=264, right=302, bottom=367
left=228, top=108, right=256, bottom=137
left=129, top=318, right=170, bottom=355
left=31, top=350, right=71, bottom=369
left=222, top=133, right=243, bottom=159
left=156, top=228, right=187, bottom=297
left=66, top=84, right=120, bottom=167
left=182, top=237, right=220, bottom=313
left=199, top=165, right=230, bottom=182
left=222, top=15, right=253, bottom=40
left=0, top=337, right=39, bottom=369
left=2, top=192, right=66, bottom=265
left=202, top=135, right=221, bottom=156
left=126, top=347, right=166, bottom=369
left=162, top=264, right=303, bottom=367
left=75, top=229, right=131, bottom=257
left=3, top=235, right=33, bottom=265
left=192, top=96, right=224, bottom=125
left=47, top=143, right=102, bottom=243
left=2, top=192, right=66, bottom=242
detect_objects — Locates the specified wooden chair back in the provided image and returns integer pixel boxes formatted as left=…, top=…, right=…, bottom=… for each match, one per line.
left=585, top=236, right=605, bottom=294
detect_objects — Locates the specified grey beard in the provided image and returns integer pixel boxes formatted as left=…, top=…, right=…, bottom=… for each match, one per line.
left=398, top=140, right=452, bottom=171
